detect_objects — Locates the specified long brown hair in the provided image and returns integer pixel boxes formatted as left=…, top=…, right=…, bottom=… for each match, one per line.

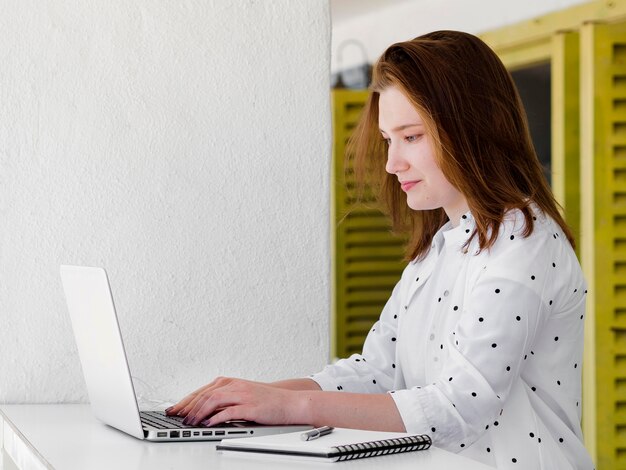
left=348, top=30, right=573, bottom=261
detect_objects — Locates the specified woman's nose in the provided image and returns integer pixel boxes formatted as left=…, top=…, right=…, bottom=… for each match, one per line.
left=385, top=145, right=409, bottom=175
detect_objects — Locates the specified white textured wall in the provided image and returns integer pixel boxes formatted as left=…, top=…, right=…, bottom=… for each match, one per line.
left=0, top=0, right=331, bottom=403
left=331, top=0, right=590, bottom=72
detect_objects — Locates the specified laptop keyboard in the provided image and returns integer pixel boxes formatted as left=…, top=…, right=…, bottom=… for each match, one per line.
left=140, top=411, right=241, bottom=429
left=140, top=411, right=195, bottom=429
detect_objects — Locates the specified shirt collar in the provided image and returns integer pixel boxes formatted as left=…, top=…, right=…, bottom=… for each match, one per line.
left=434, top=210, right=474, bottom=253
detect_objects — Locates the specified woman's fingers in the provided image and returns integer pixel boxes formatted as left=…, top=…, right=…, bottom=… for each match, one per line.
left=166, top=392, right=200, bottom=415
left=166, top=377, right=233, bottom=416
left=202, top=405, right=248, bottom=427
left=166, top=389, right=205, bottom=416
left=181, top=377, right=239, bottom=415
left=185, top=389, right=240, bottom=425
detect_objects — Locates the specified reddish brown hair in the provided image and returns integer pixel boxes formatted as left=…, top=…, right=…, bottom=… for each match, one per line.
left=348, top=30, right=574, bottom=260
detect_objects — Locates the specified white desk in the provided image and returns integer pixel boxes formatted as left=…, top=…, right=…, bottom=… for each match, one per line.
left=0, top=405, right=493, bottom=470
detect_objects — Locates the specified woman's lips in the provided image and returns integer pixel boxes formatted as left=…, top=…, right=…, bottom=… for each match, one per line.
left=400, top=180, right=420, bottom=192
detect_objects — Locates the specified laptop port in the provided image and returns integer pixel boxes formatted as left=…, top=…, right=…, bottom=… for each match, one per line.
left=170, top=431, right=180, bottom=438
left=182, top=431, right=191, bottom=438
left=227, top=431, right=247, bottom=435
left=215, top=431, right=225, bottom=436
left=157, top=432, right=167, bottom=438
left=202, top=431, right=213, bottom=436
left=193, top=432, right=200, bottom=436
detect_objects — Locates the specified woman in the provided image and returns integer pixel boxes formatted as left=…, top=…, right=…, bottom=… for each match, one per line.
left=167, top=31, right=593, bottom=469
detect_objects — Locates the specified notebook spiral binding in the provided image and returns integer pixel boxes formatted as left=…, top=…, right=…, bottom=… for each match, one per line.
left=334, top=434, right=432, bottom=461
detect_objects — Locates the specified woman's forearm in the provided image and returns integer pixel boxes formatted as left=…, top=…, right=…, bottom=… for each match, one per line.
left=272, top=379, right=405, bottom=431
left=270, top=378, right=322, bottom=391
left=297, top=390, right=406, bottom=432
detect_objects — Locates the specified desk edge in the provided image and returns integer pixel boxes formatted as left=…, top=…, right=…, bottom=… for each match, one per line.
left=1, top=406, right=55, bottom=470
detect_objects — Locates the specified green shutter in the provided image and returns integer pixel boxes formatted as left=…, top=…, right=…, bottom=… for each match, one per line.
left=331, top=89, right=406, bottom=359
left=580, top=20, right=626, bottom=469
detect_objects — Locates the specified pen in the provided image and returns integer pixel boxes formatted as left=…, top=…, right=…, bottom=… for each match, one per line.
left=301, top=426, right=335, bottom=441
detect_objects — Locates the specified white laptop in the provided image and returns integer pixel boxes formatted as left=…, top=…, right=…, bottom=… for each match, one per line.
left=60, top=265, right=311, bottom=442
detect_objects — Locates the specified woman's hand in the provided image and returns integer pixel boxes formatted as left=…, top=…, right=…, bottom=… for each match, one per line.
left=165, top=377, right=307, bottom=426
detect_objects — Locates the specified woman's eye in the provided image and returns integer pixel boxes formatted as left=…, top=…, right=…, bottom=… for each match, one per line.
left=405, top=135, right=422, bottom=143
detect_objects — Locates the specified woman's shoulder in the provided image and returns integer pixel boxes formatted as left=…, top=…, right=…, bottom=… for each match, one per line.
left=484, top=206, right=585, bottom=308
left=500, top=205, right=565, bottom=243
left=483, top=205, right=579, bottom=274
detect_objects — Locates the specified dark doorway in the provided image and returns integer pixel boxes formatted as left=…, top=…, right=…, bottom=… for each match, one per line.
left=511, top=62, right=552, bottom=185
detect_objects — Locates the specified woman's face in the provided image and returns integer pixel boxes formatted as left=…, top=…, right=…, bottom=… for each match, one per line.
left=378, top=86, right=468, bottom=225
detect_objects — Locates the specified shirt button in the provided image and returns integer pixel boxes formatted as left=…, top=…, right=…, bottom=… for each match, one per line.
left=443, top=290, right=449, bottom=297
left=404, top=305, right=408, bottom=310
left=429, top=333, right=435, bottom=341
left=433, top=357, right=439, bottom=362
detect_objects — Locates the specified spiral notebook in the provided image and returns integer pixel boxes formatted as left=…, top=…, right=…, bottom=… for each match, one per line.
left=216, top=427, right=432, bottom=462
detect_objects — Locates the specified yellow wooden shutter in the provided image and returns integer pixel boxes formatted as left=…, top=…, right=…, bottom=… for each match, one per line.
left=552, top=30, right=581, bottom=252
left=331, top=89, right=406, bottom=359
left=580, top=19, right=626, bottom=468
